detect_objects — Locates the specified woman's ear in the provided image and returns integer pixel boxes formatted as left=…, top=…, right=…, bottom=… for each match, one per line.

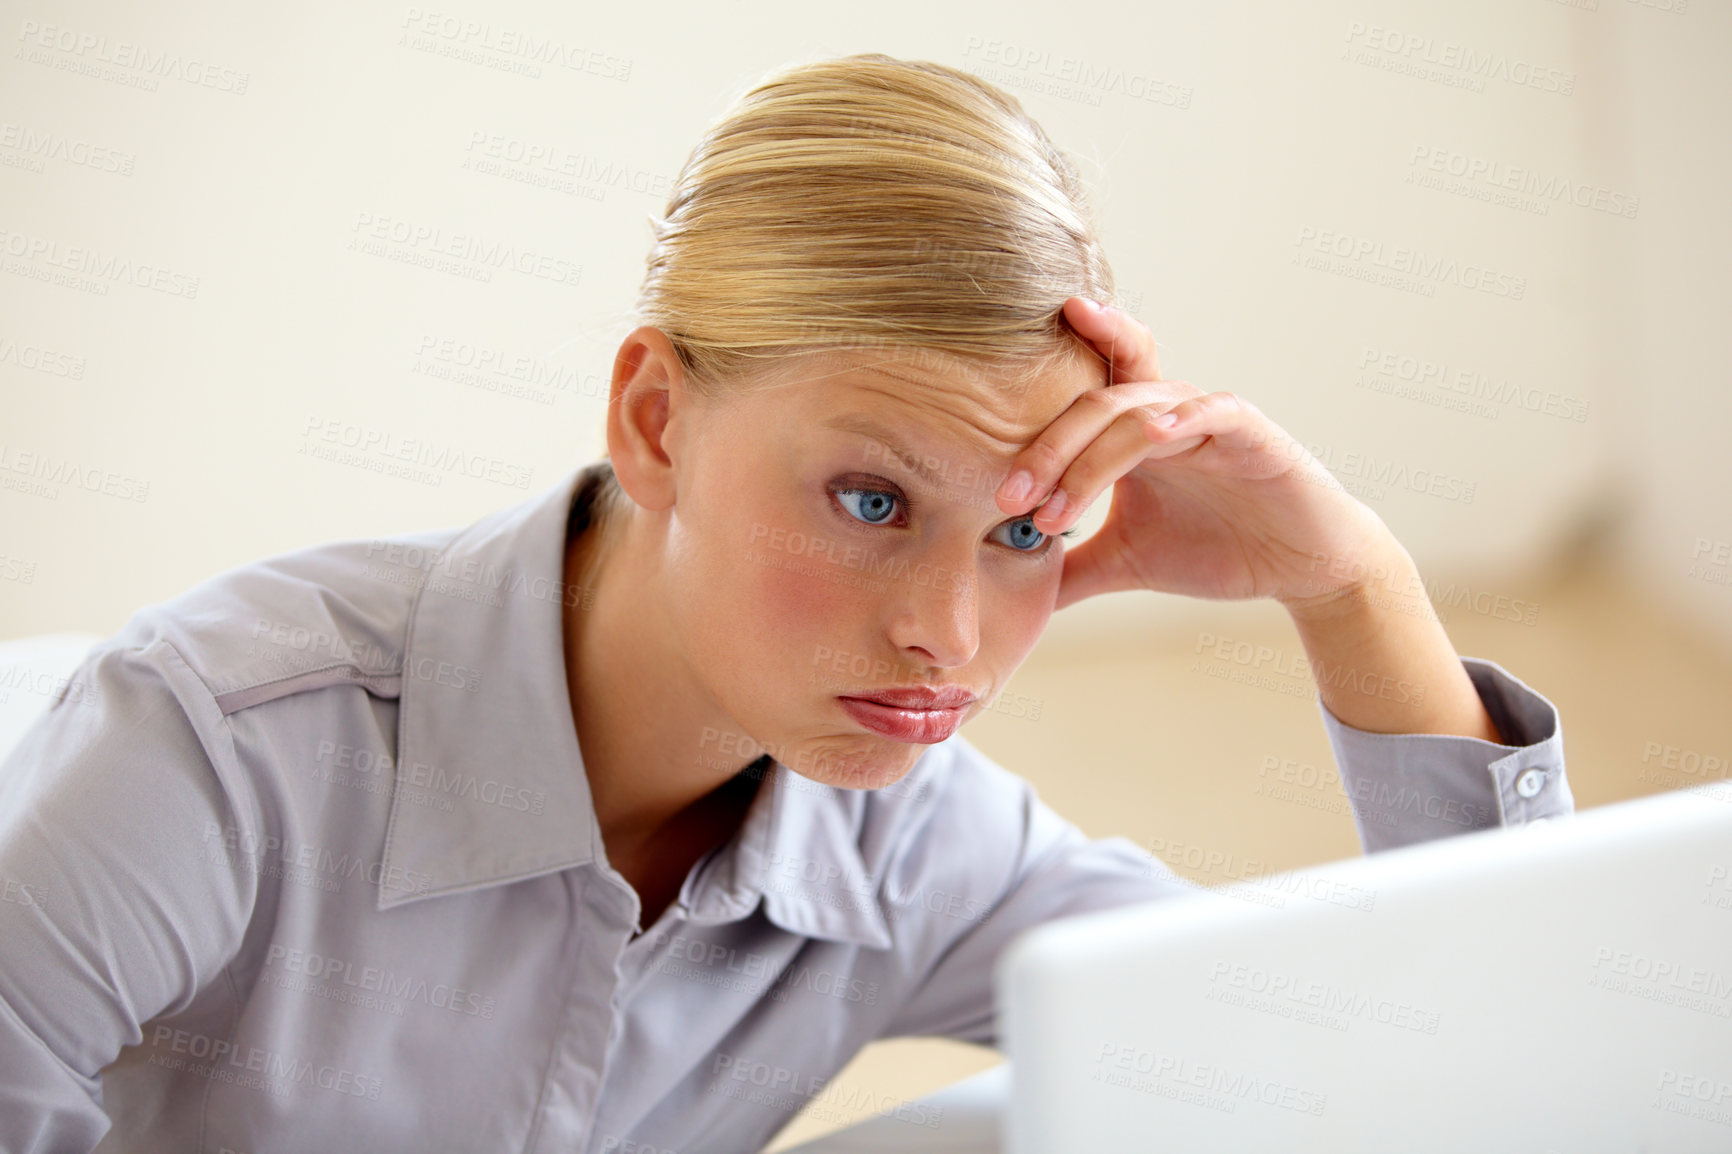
left=605, top=326, right=688, bottom=513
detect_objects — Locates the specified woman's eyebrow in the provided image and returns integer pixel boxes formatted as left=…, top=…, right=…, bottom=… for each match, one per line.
left=819, top=413, right=950, bottom=488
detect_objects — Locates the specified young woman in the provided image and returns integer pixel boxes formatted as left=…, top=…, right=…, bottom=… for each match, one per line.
left=0, top=53, right=1571, bottom=1153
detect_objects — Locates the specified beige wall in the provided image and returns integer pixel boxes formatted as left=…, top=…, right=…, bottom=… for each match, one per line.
left=3, top=0, right=1729, bottom=1148
left=1589, top=3, right=1732, bottom=651
left=9, top=0, right=1723, bottom=649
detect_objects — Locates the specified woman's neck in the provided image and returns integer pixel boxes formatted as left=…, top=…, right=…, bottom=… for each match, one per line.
left=560, top=498, right=761, bottom=877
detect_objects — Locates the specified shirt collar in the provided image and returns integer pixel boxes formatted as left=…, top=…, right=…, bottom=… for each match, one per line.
left=677, top=755, right=894, bottom=951
left=378, top=464, right=894, bottom=951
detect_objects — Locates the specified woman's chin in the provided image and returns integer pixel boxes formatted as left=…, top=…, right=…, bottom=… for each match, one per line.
left=785, top=738, right=924, bottom=792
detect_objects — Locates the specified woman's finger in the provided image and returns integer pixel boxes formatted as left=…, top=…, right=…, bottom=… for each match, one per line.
left=1061, top=297, right=1163, bottom=386
left=997, top=379, right=1203, bottom=516
left=1029, top=409, right=1210, bottom=534
left=1031, top=393, right=1247, bottom=536
left=1158, top=392, right=1329, bottom=482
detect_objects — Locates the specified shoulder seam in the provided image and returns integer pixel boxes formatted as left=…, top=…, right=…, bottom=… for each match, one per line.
left=212, top=664, right=404, bottom=715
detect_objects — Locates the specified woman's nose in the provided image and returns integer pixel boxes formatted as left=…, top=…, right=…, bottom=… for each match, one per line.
left=885, top=561, right=980, bottom=669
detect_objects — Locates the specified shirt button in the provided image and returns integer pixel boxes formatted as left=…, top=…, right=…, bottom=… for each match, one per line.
left=1515, top=768, right=1546, bottom=799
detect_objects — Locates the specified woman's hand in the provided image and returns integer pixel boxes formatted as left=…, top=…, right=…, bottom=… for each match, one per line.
left=997, top=297, right=1503, bottom=743
left=997, top=297, right=1406, bottom=614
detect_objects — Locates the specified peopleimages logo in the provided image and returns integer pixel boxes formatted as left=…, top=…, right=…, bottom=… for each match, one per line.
left=708, top=1052, right=945, bottom=1130
left=0, top=122, right=135, bottom=176
left=959, top=36, right=1193, bottom=109
left=1293, top=226, right=1525, bottom=301
left=145, top=1026, right=382, bottom=1100
left=347, top=211, right=583, bottom=287
left=397, top=8, right=632, bottom=81
left=300, top=416, right=536, bottom=490
left=747, top=522, right=969, bottom=595
left=0, top=331, right=86, bottom=378
left=1092, top=1042, right=1327, bottom=1116
left=15, top=20, right=252, bottom=94
left=200, top=822, right=434, bottom=895
left=0, top=227, right=199, bottom=298
left=262, top=945, right=497, bottom=1019
left=1407, top=146, right=1639, bottom=220
left=1356, top=345, right=1590, bottom=423
left=1342, top=21, right=1575, bottom=95
left=0, top=442, right=150, bottom=502
left=1208, top=961, right=1442, bottom=1034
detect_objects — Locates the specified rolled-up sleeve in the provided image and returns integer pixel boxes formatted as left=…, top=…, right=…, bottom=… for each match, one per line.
left=0, top=640, right=257, bottom=1154
left=880, top=655, right=1575, bottom=1049
left=1321, top=655, right=1574, bottom=853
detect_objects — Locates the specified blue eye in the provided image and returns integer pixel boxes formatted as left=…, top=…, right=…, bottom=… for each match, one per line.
left=993, top=517, right=1048, bottom=552
left=835, top=488, right=899, bottom=525
left=832, top=482, right=1073, bottom=555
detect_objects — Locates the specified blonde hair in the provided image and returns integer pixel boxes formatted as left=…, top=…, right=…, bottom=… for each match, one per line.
left=580, top=51, right=1118, bottom=552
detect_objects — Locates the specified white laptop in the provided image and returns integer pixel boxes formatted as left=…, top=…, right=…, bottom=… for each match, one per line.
left=787, top=782, right=1732, bottom=1152
left=995, top=782, right=1732, bottom=1153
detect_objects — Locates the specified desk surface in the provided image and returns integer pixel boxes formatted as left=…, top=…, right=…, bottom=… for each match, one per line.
left=779, top=1064, right=1007, bottom=1153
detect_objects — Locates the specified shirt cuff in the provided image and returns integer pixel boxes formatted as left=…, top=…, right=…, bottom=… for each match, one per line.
left=1318, top=656, right=1576, bottom=854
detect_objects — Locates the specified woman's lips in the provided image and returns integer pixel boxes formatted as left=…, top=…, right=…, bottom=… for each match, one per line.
left=836, top=691, right=977, bottom=744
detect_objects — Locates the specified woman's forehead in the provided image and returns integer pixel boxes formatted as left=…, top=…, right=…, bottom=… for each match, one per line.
left=763, top=344, right=1105, bottom=447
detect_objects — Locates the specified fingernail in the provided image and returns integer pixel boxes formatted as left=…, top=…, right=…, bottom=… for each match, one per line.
left=1002, top=469, right=1033, bottom=503
left=1041, top=489, right=1067, bottom=520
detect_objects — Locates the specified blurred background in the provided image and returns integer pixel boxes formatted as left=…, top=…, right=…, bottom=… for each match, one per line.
left=2, top=0, right=1728, bottom=1148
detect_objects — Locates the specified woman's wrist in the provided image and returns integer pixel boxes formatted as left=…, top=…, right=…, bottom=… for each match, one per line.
left=1280, top=543, right=1502, bottom=741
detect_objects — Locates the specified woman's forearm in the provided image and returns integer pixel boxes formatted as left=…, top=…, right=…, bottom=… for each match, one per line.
left=1282, top=540, right=1503, bottom=742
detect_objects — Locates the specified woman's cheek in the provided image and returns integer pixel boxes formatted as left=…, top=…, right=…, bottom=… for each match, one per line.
left=754, top=554, right=861, bottom=669
left=984, top=570, right=1058, bottom=664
